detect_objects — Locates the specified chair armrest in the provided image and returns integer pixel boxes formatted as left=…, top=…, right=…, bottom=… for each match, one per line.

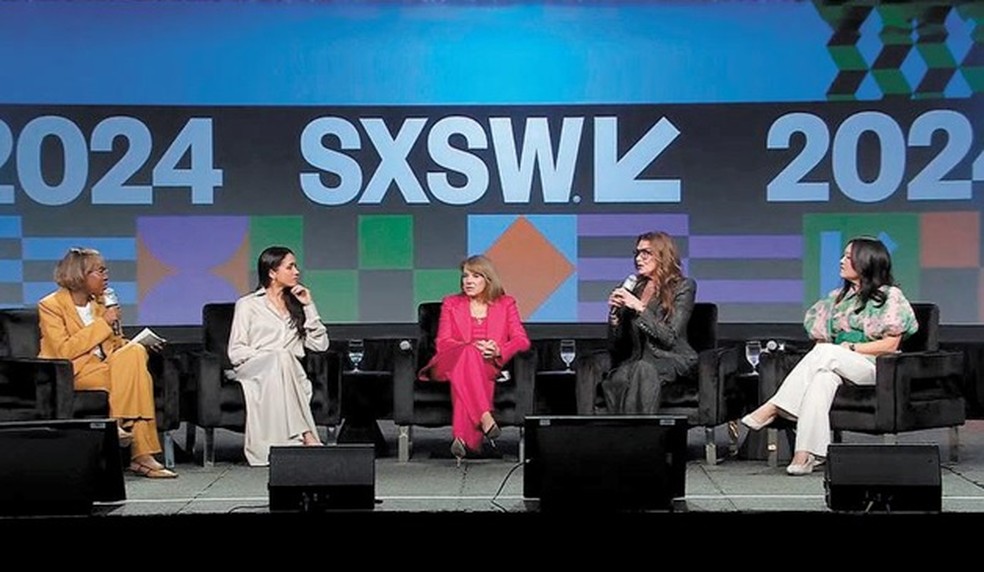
left=0, top=356, right=75, bottom=419
left=508, top=347, right=537, bottom=419
left=304, top=348, right=342, bottom=426
left=192, top=350, right=224, bottom=426
left=148, top=349, right=181, bottom=431
left=696, top=346, right=740, bottom=425
left=875, top=350, right=966, bottom=430
left=392, top=339, right=418, bottom=424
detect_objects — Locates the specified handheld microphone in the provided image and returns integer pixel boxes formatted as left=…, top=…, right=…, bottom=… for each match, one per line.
left=103, top=287, right=122, bottom=336
left=610, top=274, right=639, bottom=318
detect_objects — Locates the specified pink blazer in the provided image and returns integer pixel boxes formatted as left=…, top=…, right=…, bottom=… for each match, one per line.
left=423, top=293, right=531, bottom=375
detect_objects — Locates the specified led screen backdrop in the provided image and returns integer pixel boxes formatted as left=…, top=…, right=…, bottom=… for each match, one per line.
left=0, top=0, right=982, bottom=325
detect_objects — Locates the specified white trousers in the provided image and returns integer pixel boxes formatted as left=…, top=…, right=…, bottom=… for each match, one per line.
left=768, top=343, right=876, bottom=457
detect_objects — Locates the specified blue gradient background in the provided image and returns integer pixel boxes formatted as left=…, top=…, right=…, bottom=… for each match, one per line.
left=0, top=1, right=834, bottom=105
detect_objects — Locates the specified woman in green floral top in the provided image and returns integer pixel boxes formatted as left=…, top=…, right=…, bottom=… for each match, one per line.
left=741, top=237, right=918, bottom=475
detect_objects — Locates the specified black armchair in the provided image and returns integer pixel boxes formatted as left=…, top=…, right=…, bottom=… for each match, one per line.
left=392, top=302, right=537, bottom=462
left=0, top=308, right=180, bottom=467
left=576, top=302, right=746, bottom=464
left=758, top=302, right=965, bottom=466
left=0, top=308, right=78, bottom=421
left=191, top=303, right=342, bottom=467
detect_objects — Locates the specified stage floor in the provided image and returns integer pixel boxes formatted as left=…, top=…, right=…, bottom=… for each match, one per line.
left=104, top=419, right=984, bottom=516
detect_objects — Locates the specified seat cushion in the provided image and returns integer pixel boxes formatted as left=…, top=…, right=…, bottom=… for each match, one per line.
left=72, top=390, right=110, bottom=418
left=661, top=377, right=698, bottom=408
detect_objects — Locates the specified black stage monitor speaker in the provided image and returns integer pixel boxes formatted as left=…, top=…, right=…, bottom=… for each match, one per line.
left=268, top=444, right=375, bottom=511
left=523, top=415, right=688, bottom=512
left=0, top=418, right=126, bottom=515
left=824, top=443, right=941, bottom=513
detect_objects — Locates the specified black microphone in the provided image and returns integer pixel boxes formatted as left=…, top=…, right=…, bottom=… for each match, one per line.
left=103, top=286, right=122, bottom=336
left=610, top=274, right=639, bottom=318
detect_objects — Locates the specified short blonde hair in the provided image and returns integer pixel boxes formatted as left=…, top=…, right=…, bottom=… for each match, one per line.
left=460, top=255, right=505, bottom=302
left=54, top=247, right=103, bottom=292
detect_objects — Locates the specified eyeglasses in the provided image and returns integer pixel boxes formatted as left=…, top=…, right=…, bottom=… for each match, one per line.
left=88, top=266, right=108, bottom=276
left=633, top=249, right=654, bottom=260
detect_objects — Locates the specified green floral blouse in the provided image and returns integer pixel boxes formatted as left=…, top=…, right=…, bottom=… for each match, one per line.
left=803, top=285, right=918, bottom=349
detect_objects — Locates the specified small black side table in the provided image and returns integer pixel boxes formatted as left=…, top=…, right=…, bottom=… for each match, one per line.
left=336, top=369, right=393, bottom=456
left=534, top=369, right=577, bottom=415
left=734, top=371, right=793, bottom=466
left=735, top=372, right=770, bottom=461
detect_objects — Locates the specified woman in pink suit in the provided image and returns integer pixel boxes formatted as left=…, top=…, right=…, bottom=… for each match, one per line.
left=420, top=255, right=531, bottom=462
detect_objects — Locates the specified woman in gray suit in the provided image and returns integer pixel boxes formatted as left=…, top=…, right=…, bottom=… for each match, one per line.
left=589, top=231, right=698, bottom=414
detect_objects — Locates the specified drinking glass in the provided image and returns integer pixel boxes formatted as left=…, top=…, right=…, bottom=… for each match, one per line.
left=560, top=339, right=576, bottom=372
left=745, top=340, right=762, bottom=374
left=348, top=339, right=365, bottom=372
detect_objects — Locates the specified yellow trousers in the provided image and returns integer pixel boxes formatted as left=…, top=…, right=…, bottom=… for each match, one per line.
left=75, top=344, right=161, bottom=460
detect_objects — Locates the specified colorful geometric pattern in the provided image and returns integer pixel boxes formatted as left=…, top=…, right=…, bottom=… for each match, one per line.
left=817, top=0, right=981, bottom=100
left=469, top=214, right=809, bottom=323
left=804, top=213, right=920, bottom=303
left=4, top=208, right=984, bottom=325
left=0, top=214, right=137, bottom=314
left=803, top=211, right=984, bottom=322
left=575, top=214, right=688, bottom=322
left=468, top=215, right=576, bottom=321
left=137, top=217, right=249, bottom=325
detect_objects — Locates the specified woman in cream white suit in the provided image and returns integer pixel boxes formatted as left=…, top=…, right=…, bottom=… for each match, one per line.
left=227, top=246, right=330, bottom=467
left=38, top=247, right=176, bottom=478
left=419, top=255, right=531, bottom=462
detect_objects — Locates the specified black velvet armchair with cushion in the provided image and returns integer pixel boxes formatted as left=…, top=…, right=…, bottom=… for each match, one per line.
left=575, top=302, right=747, bottom=464
left=0, top=307, right=180, bottom=467
left=391, top=302, right=537, bottom=462
left=758, top=302, right=965, bottom=465
left=191, top=302, right=342, bottom=467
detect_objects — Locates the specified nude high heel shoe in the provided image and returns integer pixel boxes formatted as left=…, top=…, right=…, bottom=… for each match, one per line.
left=740, top=413, right=775, bottom=431
left=786, top=454, right=818, bottom=476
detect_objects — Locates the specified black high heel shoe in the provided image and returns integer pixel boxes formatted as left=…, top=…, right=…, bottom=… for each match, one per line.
left=483, top=421, right=501, bottom=449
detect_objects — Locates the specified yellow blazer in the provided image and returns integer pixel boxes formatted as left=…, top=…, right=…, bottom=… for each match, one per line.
left=38, top=287, right=126, bottom=377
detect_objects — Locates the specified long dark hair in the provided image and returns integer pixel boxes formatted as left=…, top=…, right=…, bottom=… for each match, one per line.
left=257, top=246, right=306, bottom=339
left=636, top=231, right=684, bottom=319
left=835, top=236, right=895, bottom=312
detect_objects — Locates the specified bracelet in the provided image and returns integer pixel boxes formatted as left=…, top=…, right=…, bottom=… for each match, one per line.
left=848, top=343, right=856, bottom=351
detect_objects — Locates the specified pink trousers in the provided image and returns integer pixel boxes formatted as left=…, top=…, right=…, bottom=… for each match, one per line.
left=430, top=344, right=498, bottom=451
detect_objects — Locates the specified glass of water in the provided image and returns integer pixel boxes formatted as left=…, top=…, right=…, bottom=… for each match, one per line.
left=560, top=339, right=576, bottom=372
left=348, top=339, right=365, bottom=372
left=745, top=340, right=762, bottom=374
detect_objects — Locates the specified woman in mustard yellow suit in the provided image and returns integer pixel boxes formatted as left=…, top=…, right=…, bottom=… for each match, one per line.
left=37, top=248, right=176, bottom=478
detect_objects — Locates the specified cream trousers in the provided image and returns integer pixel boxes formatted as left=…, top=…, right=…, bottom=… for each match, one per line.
left=768, top=343, right=876, bottom=457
